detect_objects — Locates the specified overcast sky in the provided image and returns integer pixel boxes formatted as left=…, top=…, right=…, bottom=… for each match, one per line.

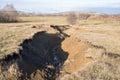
left=0, top=0, right=120, bottom=13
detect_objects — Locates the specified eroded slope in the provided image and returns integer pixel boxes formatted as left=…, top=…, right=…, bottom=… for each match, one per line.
left=0, top=24, right=120, bottom=80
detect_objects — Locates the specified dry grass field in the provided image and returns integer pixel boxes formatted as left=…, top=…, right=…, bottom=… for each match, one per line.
left=0, top=25, right=40, bottom=58
left=0, top=16, right=120, bottom=80
left=19, top=16, right=67, bottom=24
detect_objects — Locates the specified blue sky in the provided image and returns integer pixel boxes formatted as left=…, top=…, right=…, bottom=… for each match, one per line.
left=0, top=0, right=120, bottom=14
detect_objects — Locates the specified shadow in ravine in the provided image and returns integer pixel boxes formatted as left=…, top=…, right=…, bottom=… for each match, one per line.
left=18, top=31, right=69, bottom=80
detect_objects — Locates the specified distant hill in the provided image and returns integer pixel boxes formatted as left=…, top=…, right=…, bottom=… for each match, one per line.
left=53, top=7, right=120, bottom=14
left=2, top=4, right=17, bottom=12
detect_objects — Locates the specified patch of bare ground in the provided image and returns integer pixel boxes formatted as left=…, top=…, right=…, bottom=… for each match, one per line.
left=61, top=37, right=92, bottom=73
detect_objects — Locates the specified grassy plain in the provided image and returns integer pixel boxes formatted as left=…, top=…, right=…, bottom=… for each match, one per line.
left=0, top=16, right=120, bottom=57
left=0, top=16, right=120, bottom=80
left=19, top=16, right=120, bottom=25
left=19, top=16, right=67, bottom=24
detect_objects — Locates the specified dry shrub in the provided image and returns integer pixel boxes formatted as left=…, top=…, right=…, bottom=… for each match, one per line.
left=67, top=13, right=78, bottom=25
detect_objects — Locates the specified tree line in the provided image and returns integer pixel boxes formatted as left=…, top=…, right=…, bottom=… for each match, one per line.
left=0, top=11, right=18, bottom=23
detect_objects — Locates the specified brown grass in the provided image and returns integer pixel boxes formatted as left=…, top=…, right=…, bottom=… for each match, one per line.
left=0, top=24, right=43, bottom=58
left=0, top=16, right=120, bottom=80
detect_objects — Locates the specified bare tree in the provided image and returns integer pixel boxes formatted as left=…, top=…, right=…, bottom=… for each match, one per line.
left=0, top=4, right=18, bottom=23
left=67, top=13, right=78, bottom=25
left=0, top=11, right=18, bottom=23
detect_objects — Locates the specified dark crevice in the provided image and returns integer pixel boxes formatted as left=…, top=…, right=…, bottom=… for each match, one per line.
left=16, top=31, right=69, bottom=80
